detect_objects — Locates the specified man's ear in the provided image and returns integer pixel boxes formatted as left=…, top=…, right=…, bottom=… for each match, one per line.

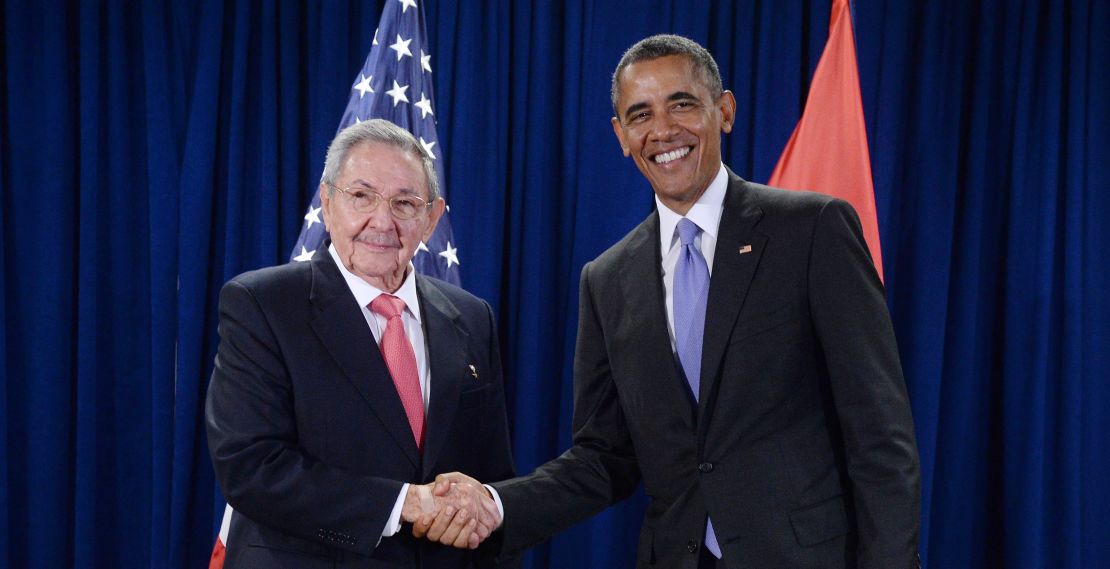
left=318, top=183, right=331, bottom=227
left=611, top=116, right=631, bottom=157
left=718, top=90, right=737, bottom=134
left=423, top=197, right=446, bottom=242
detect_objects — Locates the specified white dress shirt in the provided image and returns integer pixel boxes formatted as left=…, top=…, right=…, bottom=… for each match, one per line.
left=656, top=164, right=728, bottom=350
left=327, top=244, right=430, bottom=540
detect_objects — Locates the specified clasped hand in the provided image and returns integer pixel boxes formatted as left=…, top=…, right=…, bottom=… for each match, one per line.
left=401, top=472, right=499, bottom=549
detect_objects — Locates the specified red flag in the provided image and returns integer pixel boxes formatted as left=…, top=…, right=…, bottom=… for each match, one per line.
left=768, top=0, right=883, bottom=279
left=208, top=504, right=232, bottom=569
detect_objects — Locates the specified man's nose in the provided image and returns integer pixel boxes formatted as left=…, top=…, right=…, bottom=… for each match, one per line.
left=364, top=197, right=394, bottom=228
left=649, top=113, right=680, bottom=140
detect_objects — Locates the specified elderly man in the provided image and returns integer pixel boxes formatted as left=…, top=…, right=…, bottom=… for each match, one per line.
left=206, top=119, right=512, bottom=569
left=426, top=35, right=920, bottom=569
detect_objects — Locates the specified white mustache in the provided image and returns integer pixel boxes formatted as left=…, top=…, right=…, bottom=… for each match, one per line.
left=354, top=233, right=401, bottom=248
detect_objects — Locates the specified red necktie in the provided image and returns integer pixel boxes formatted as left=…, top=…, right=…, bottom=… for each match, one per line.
left=370, top=294, right=425, bottom=449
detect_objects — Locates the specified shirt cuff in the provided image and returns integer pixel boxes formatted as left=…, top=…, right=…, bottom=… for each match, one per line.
left=383, top=483, right=409, bottom=538
left=484, top=484, right=505, bottom=529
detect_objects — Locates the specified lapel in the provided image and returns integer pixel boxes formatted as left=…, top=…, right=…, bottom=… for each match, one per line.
left=307, top=248, right=420, bottom=470
left=619, top=212, right=697, bottom=432
left=415, top=276, right=470, bottom=480
left=698, top=172, right=767, bottom=434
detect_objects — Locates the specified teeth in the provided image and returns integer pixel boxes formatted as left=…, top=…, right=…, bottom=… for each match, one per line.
left=654, top=147, right=690, bottom=164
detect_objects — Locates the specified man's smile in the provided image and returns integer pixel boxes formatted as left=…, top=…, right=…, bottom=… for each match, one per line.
left=652, top=145, right=693, bottom=165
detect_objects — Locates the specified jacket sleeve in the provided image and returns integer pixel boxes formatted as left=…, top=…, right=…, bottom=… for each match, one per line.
left=490, top=262, right=643, bottom=556
left=807, top=198, right=921, bottom=568
left=205, top=278, right=403, bottom=557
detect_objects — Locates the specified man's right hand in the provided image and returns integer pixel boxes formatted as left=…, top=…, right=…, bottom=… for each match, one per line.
left=409, top=472, right=501, bottom=549
left=401, top=483, right=438, bottom=524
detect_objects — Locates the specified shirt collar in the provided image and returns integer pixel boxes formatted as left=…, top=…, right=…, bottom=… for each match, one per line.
left=328, top=243, right=422, bottom=323
left=656, top=163, right=728, bottom=253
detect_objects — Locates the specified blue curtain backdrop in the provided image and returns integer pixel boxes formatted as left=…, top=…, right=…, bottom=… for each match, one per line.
left=2, top=1, right=1107, bottom=568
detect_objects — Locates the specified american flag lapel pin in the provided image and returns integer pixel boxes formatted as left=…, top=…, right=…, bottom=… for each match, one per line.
left=738, top=244, right=753, bottom=255
left=468, top=365, right=479, bottom=380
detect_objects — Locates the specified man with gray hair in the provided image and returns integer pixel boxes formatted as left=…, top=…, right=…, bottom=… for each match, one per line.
left=207, top=119, right=515, bottom=568
left=426, top=35, right=920, bottom=569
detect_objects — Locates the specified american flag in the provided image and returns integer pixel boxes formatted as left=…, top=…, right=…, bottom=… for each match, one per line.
left=288, top=0, right=461, bottom=284
left=210, top=2, right=457, bottom=566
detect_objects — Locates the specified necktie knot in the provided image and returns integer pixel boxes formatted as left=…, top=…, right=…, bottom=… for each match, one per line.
left=677, top=218, right=701, bottom=247
left=370, top=294, right=406, bottom=319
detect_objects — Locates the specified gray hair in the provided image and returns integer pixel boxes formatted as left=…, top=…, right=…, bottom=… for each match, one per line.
left=320, top=119, right=440, bottom=201
left=610, top=34, right=724, bottom=116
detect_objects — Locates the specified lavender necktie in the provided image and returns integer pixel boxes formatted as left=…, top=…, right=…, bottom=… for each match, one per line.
left=672, top=218, right=721, bottom=558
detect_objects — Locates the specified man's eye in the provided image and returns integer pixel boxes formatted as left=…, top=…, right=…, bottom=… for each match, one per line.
left=350, top=191, right=369, bottom=199
left=394, top=198, right=419, bottom=209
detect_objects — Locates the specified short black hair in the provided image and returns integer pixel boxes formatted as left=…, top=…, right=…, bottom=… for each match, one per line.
left=611, top=34, right=724, bottom=116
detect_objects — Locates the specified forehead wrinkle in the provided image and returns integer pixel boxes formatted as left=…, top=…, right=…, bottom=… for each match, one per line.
left=344, top=177, right=422, bottom=197
left=346, top=178, right=375, bottom=189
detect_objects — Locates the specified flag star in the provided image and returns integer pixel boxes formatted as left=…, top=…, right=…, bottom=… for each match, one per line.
left=293, top=246, right=315, bottom=262
left=385, top=80, right=410, bottom=106
left=389, top=34, right=413, bottom=61
left=372, top=28, right=379, bottom=45
left=439, top=241, right=459, bottom=268
left=303, top=205, right=322, bottom=228
left=354, top=116, right=362, bottom=124
left=397, top=0, right=418, bottom=13
left=414, top=93, right=434, bottom=119
left=420, top=50, right=432, bottom=73
left=353, top=73, right=373, bottom=98
left=419, top=137, right=436, bottom=159
left=417, top=241, right=430, bottom=253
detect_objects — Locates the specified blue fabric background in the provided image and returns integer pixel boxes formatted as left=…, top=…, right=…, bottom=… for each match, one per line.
left=1, top=1, right=1107, bottom=568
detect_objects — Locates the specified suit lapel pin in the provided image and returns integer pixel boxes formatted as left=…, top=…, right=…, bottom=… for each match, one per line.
left=468, top=364, right=479, bottom=380
left=738, top=244, right=753, bottom=255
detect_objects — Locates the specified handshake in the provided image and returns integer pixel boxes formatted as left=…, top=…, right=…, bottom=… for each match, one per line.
left=401, top=472, right=499, bottom=550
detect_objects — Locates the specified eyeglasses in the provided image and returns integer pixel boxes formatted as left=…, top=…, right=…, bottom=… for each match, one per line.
left=327, top=184, right=433, bottom=220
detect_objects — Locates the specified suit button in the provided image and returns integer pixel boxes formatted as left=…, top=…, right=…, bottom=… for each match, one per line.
left=687, top=540, right=698, bottom=553
left=698, top=462, right=714, bottom=473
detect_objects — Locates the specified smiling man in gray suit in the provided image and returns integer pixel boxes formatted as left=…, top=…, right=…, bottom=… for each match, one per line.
left=424, top=35, right=920, bottom=569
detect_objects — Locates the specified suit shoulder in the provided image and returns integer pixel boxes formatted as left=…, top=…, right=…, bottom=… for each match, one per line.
left=741, top=180, right=842, bottom=215
left=586, top=214, right=655, bottom=276
left=418, top=275, right=490, bottom=313
left=224, top=261, right=312, bottom=299
left=736, top=180, right=864, bottom=238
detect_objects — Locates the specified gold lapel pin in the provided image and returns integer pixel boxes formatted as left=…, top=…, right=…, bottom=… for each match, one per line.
left=468, top=365, right=479, bottom=380
left=738, top=244, right=753, bottom=254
